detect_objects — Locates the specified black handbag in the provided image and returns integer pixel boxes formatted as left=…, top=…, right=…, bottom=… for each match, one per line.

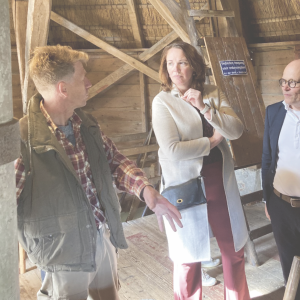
left=161, top=176, right=207, bottom=210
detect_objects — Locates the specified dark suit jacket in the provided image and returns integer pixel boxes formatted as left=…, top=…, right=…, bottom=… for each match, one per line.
left=261, top=101, right=286, bottom=206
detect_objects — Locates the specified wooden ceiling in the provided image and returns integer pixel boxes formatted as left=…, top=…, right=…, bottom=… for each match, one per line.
left=9, top=0, right=300, bottom=51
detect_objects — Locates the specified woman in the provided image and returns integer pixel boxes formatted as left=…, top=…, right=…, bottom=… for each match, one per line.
left=152, top=41, right=250, bottom=300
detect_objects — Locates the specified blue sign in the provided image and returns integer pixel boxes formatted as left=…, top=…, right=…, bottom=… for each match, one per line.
left=219, top=60, right=247, bottom=76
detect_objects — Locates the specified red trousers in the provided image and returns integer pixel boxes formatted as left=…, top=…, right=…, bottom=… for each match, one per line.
left=173, top=161, right=250, bottom=300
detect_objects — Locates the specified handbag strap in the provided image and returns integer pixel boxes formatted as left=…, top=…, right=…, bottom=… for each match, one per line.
left=161, top=167, right=202, bottom=191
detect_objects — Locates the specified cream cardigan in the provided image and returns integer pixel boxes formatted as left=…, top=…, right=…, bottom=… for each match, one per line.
left=152, top=84, right=248, bottom=262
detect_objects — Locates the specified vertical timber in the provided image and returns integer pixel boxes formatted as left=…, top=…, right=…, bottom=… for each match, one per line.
left=0, top=0, right=20, bottom=299
left=23, top=0, right=52, bottom=114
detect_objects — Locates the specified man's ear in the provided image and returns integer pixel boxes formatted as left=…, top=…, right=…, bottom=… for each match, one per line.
left=57, top=81, right=68, bottom=98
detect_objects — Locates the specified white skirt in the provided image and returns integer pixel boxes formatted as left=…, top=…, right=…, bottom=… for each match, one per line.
left=163, top=203, right=210, bottom=264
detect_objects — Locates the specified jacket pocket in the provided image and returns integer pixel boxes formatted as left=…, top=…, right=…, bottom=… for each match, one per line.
left=23, top=210, right=91, bottom=267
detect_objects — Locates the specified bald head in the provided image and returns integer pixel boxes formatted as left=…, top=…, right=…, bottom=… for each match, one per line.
left=283, top=59, right=300, bottom=79
left=281, top=59, right=300, bottom=111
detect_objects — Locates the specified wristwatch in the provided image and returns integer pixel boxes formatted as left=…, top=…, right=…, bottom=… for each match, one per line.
left=200, top=103, right=211, bottom=114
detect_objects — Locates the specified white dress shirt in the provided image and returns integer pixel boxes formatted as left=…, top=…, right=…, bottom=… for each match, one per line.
left=273, top=101, right=300, bottom=197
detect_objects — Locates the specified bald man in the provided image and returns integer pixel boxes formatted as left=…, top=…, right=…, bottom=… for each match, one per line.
left=262, top=59, right=300, bottom=298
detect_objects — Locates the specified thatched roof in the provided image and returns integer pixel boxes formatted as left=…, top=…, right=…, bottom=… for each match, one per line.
left=9, top=0, right=300, bottom=51
left=242, top=0, right=300, bottom=43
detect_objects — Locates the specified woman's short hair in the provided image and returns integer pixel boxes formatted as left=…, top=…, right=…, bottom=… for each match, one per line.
left=159, top=41, right=207, bottom=93
left=29, top=45, right=89, bottom=93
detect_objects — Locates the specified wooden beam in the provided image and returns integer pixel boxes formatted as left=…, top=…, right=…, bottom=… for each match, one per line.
left=148, top=0, right=190, bottom=43
left=50, top=11, right=160, bottom=83
left=23, top=0, right=52, bottom=114
left=240, top=190, right=263, bottom=206
left=119, top=144, right=159, bottom=157
left=283, top=256, right=300, bottom=300
left=125, top=0, right=148, bottom=132
left=251, top=14, right=300, bottom=25
left=248, top=40, right=300, bottom=49
left=87, top=30, right=178, bottom=100
left=12, top=0, right=28, bottom=95
left=111, top=132, right=148, bottom=143
left=179, top=0, right=205, bottom=51
left=249, top=224, right=272, bottom=240
left=255, top=29, right=300, bottom=38
left=126, top=0, right=144, bottom=48
left=188, top=9, right=235, bottom=18
left=178, top=0, right=211, bottom=70
left=140, top=71, right=148, bottom=132
left=209, top=0, right=219, bottom=37
left=218, top=0, right=239, bottom=37
left=19, top=244, right=26, bottom=274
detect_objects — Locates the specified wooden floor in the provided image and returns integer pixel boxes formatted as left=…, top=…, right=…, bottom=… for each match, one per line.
left=20, top=202, right=285, bottom=300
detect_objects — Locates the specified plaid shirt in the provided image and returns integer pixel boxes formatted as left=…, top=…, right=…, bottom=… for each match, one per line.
left=15, top=101, right=150, bottom=228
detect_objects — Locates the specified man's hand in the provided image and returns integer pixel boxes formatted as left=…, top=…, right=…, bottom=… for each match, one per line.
left=142, top=186, right=183, bottom=232
left=265, top=203, right=270, bottom=221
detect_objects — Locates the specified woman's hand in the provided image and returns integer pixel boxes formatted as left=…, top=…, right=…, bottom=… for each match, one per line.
left=181, top=88, right=205, bottom=111
left=209, top=130, right=224, bottom=149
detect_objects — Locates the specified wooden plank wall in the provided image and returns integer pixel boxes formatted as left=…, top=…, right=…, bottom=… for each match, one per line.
left=83, top=51, right=161, bottom=137
left=249, top=44, right=298, bottom=108
left=11, top=43, right=300, bottom=137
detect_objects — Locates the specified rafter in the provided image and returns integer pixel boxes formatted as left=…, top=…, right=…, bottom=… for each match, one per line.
left=188, top=10, right=235, bottom=18
left=218, top=0, right=240, bottom=37
left=50, top=11, right=160, bottom=83
left=148, top=0, right=190, bottom=43
left=126, top=0, right=144, bottom=48
left=87, top=30, right=178, bottom=100
left=23, top=0, right=52, bottom=114
left=125, top=0, right=148, bottom=132
left=179, top=0, right=204, bottom=55
left=148, top=0, right=210, bottom=65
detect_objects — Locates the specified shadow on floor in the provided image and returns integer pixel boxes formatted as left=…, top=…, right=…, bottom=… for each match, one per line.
left=252, top=286, right=285, bottom=300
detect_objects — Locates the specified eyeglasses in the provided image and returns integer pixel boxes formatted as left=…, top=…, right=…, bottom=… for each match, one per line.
left=279, top=78, right=300, bottom=88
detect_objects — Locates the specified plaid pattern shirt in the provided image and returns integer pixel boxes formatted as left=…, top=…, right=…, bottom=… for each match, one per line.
left=15, top=101, right=150, bottom=228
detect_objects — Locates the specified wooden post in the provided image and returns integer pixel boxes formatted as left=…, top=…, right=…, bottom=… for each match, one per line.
left=0, top=0, right=20, bottom=298
left=19, top=244, right=26, bottom=274
left=148, top=0, right=190, bottom=43
left=12, top=0, right=28, bottom=95
left=23, top=0, right=52, bottom=114
left=283, top=256, right=300, bottom=300
left=217, top=0, right=239, bottom=37
left=126, top=0, right=149, bottom=132
left=178, top=0, right=203, bottom=56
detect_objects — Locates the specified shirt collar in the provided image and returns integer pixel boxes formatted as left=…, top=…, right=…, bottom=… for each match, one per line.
left=170, top=84, right=181, bottom=97
left=282, top=100, right=291, bottom=111
left=40, top=100, right=82, bottom=132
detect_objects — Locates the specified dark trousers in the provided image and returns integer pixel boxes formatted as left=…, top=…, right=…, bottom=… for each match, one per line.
left=173, top=161, right=250, bottom=300
left=268, top=191, right=300, bottom=300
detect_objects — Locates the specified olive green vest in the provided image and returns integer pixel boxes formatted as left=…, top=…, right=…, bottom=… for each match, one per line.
left=17, top=94, right=127, bottom=272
